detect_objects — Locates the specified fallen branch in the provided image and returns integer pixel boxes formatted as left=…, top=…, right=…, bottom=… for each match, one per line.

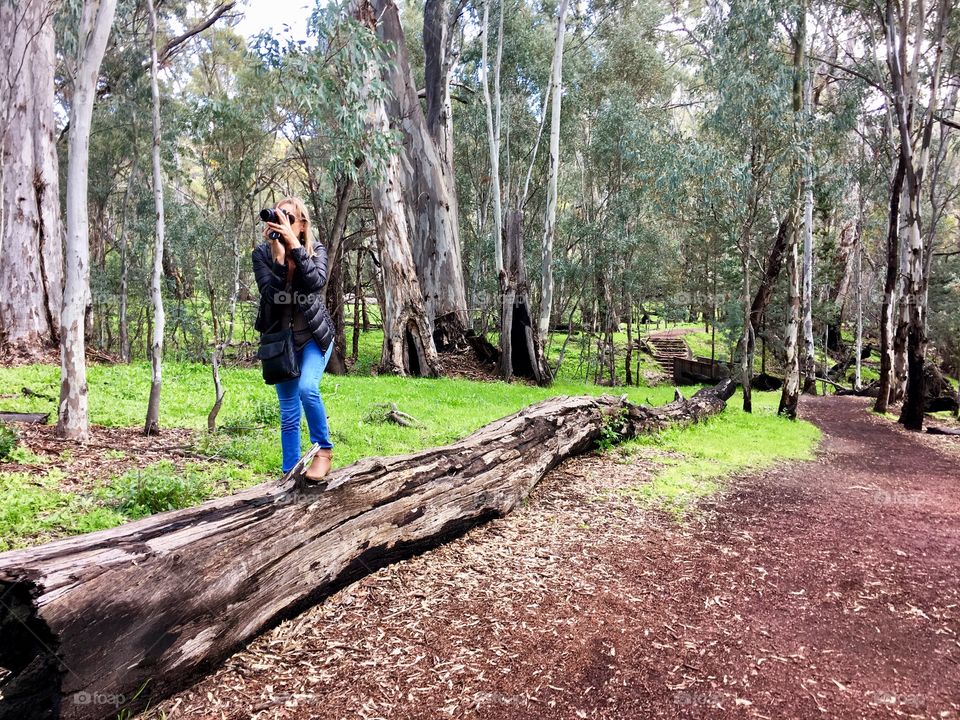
left=0, top=381, right=734, bottom=719
left=365, top=402, right=425, bottom=428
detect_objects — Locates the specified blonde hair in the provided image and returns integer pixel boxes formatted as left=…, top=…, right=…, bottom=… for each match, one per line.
left=270, top=196, right=317, bottom=262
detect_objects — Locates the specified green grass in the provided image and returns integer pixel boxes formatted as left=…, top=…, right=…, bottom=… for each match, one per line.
left=0, top=468, right=127, bottom=551
left=0, top=313, right=817, bottom=549
left=0, top=332, right=687, bottom=549
left=615, top=390, right=821, bottom=517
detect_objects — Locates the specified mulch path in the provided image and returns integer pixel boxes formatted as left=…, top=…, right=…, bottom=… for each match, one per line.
left=145, top=396, right=959, bottom=720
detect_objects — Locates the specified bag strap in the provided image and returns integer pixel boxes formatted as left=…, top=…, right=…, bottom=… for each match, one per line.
left=284, top=258, right=296, bottom=330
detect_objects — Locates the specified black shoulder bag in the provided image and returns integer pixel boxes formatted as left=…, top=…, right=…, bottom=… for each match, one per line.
left=256, top=260, right=301, bottom=385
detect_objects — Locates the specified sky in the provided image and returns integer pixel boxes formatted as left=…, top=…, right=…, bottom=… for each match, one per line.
left=233, top=0, right=314, bottom=43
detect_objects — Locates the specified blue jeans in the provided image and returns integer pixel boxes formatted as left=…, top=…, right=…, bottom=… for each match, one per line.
left=275, top=339, right=334, bottom=473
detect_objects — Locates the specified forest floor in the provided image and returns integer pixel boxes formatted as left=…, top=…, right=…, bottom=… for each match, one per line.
left=146, top=395, right=960, bottom=720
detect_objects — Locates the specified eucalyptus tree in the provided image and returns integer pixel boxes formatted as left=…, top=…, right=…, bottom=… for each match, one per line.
left=535, top=0, right=568, bottom=344
left=478, top=0, right=552, bottom=383
left=143, top=0, right=165, bottom=436
left=352, top=0, right=442, bottom=376
left=371, top=0, right=471, bottom=351
left=699, top=0, right=798, bottom=412
left=57, top=0, right=119, bottom=441
left=0, top=0, right=63, bottom=358
left=887, top=0, right=954, bottom=430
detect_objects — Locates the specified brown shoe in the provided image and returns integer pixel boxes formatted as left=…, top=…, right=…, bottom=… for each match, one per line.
left=305, top=448, right=333, bottom=482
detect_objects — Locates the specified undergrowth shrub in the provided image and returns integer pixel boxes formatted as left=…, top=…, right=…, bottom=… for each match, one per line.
left=0, top=421, right=18, bottom=460
left=107, top=461, right=213, bottom=518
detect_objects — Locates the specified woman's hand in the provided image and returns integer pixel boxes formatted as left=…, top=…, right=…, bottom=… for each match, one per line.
left=265, top=210, right=302, bottom=251
left=263, top=225, right=286, bottom=265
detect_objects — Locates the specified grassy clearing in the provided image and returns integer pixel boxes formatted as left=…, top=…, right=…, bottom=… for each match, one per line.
left=614, top=390, right=821, bottom=517
left=0, top=317, right=819, bottom=549
left=0, top=340, right=685, bottom=549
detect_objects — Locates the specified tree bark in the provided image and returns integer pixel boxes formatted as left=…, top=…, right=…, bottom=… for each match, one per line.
left=144, top=0, right=165, bottom=436
left=537, top=0, right=569, bottom=342
left=779, top=214, right=802, bottom=418
left=355, top=0, right=440, bottom=377
left=897, top=0, right=951, bottom=430
left=0, top=0, right=63, bottom=359
left=373, top=0, right=470, bottom=348
left=748, top=213, right=791, bottom=334
left=800, top=69, right=817, bottom=395
left=57, top=0, right=117, bottom=441
left=875, top=156, right=905, bottom=413
left=117, top=158, right=138, bottom=363
left=0, top=380, right=735, bottom=720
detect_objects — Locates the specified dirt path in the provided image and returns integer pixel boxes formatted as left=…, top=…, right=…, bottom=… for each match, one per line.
left=150, top=396, right=959, bottom=720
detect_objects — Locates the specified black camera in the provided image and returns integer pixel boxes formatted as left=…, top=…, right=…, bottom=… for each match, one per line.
left=260, top=208, right=295, bottom=241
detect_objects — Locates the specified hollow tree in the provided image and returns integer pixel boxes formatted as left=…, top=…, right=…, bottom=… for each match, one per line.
left=356, top=0, right=441, bottom=377
left=372, top=0, right=471, bottom=351
left=480, top=0, right=551, bottom=384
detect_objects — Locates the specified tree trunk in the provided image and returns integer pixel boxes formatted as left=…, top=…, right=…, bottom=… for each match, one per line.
left=373, top=0, right=470, bottom=349
left=117, top=159, right=137, bottom=363
left=144, top=0, right=165, bottom=436
left=0, top=380, right=735, bottom=720
left=748, top=213, right=791, bottom=334
left=351, top=244, right=363, bottom=361
left=779, top=217, right=802, bottom=418
left=800, top=71, right=816, bottom=395
left=625, top=293, right=633, bottom=386
left=0, top=0, right=63, bottom=360
left=875, top=157, right=906, bottom=413
left=322, top=178, right=354, bottom=375
left=355, top=0, right=440, bottom=377
left=537, top=0, right=570, bottom=341
left=500, top=210, right=551, bottom=384
left=897, top=0, right=951, bottom=431
left=207, top=343, right=225, bottom=433
left=57, top=0, right=117, bottom=441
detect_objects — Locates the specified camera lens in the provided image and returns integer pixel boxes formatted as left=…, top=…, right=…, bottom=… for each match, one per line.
left=260, top=208, right=282, bottom=240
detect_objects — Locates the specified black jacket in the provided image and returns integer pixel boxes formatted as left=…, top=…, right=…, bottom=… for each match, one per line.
left=252, top=241, right=335, bottom=354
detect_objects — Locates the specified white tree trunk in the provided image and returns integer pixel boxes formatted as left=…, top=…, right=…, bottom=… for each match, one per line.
left=481, top=0, right=504, bottom=283
left=537, top=0, right=569, bottom=340
left=0, top=0, right=63, bottom=358
left=800, top=72, right=816, bottom=392
left=144, top=0, right=165, bottom=435
left=854, top=226, right=863, bottom=391
left=57, top=0, right=117, bottom=441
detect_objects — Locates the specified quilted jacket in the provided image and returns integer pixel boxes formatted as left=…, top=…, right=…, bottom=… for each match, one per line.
left=252, top=241, right=335, bottom=354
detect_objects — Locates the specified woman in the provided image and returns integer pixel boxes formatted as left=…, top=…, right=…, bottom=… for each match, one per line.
left=252, top=197, right=336, bottom=481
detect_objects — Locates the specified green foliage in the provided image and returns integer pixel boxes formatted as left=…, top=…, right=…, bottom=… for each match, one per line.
left=105, top=461, right=215, bottom=518
left=596, top=408, right=629, bottom=452
left=618, top=390, right=820, bottom=516
left=0, top=421, right=18, bottom=461
left=0, top=470, right=126, bottom=552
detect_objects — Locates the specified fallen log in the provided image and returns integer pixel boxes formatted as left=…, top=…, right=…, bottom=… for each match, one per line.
left=0, top=412, right=50, bottom=424
left=926, top=425, right=960, bottom=436
left=0, top=380, right=735, bottom=720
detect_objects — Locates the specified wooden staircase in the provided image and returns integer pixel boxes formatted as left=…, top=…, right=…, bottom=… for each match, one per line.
left=644, top=335, right=691, bottom=374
